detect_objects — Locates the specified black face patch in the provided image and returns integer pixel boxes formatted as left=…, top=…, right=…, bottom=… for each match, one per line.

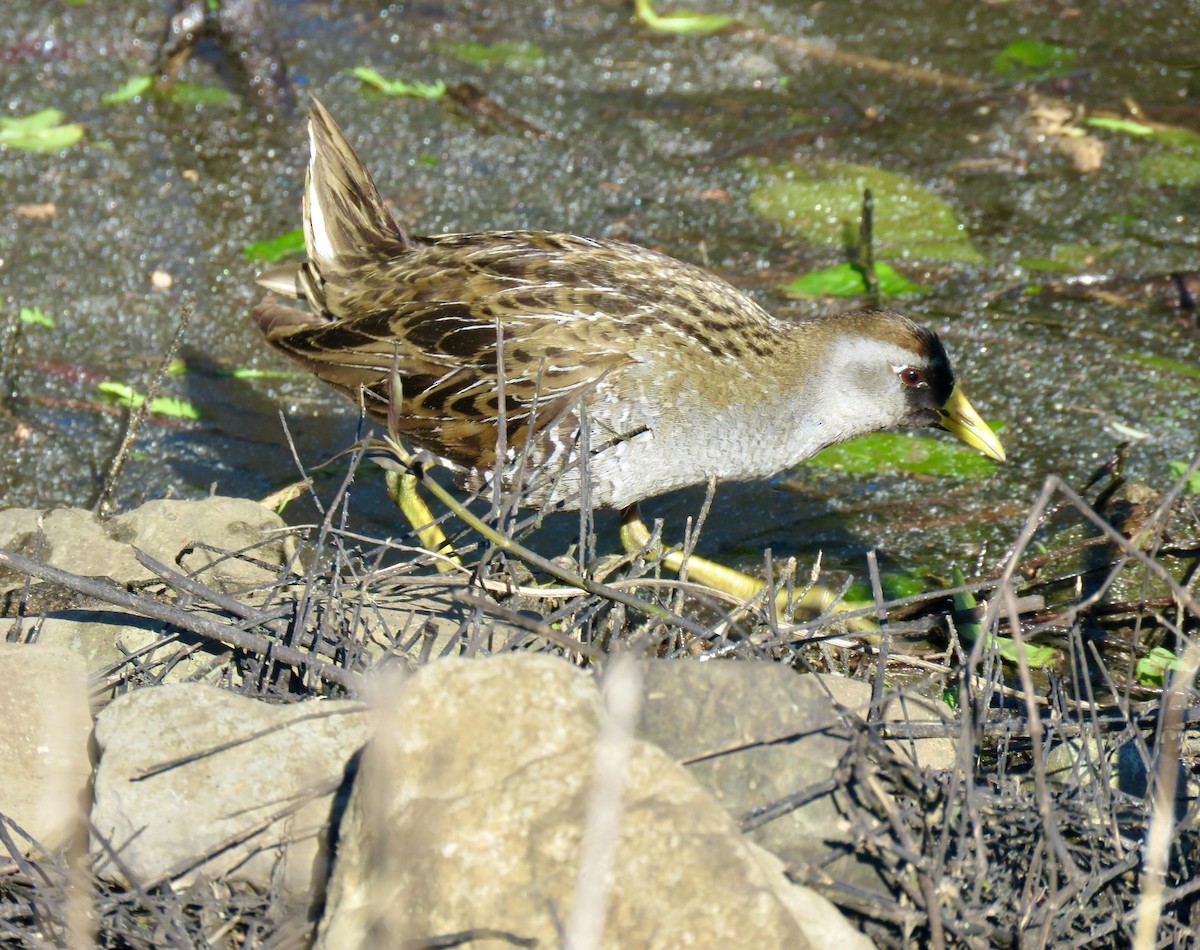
left=902, top=329, right=956, bottom=426
left=916, top=327, right=955, bottom=407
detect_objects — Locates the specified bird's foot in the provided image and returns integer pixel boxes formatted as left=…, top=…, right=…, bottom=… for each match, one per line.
left=385, top=469, right=462, bottom=567
left=619, top=505, right=877, bottom=632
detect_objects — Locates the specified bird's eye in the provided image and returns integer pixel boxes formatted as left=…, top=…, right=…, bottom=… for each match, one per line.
left=899, top=367, right=926, bottom=387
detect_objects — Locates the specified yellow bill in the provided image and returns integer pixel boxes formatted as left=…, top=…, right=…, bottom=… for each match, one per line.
left=939, top=385, right=1005, bottom=462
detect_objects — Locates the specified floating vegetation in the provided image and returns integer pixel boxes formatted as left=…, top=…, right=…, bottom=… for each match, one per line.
left=97, top=382, right=200, bottom=421
left=991, top=39, right=1077, bottom=80
left=780, top=261, right=927, bottom=299
left=346, top=67, right=447, bottom=99
left=0, top=110, right=84, bottom=152
left=18, top=306, right=55, bottom=329
left=804, top=429, right=1003, bottom=480
left=242, top=229, right=305, bottom=264
left=632, top=0, right=735, bottom=35
left=749, top=161, right=984, bottom=264
left=437, top=41, right=544, bottom=69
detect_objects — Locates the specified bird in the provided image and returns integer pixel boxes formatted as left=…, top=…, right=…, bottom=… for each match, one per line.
left=253, top=97, right=1005, bottom=610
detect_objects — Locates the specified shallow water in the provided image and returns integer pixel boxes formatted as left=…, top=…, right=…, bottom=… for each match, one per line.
left=2, top=0, right=1198, bottom=579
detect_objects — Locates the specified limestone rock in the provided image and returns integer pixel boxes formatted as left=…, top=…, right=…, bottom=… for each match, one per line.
left=0, top=497, right=294, bottom=594
left=821, top=675, right=959, bottom=772
left=91, top=683, right=369, bottom=903
left=638, top=661, right=955, bottom=895
left=27, top=611, right=223, bottom=703
left=0, top=644, right=92, bottom=855
left=316, top=655, right=861, bottom=949
left=1, top=497, right=521, bottom=679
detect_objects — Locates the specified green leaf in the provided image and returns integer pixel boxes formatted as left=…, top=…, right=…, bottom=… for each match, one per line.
left=104, top=76, right=234, bottom=107
left=242, top=229, right=305, bottom=263
left=147, top=395, right=201, bottom=419
left=749, top=161, right=984, bottom=263
left=1168, top=461, right=1200, bottom=494
left=1089, top=116, right=1200, bottom=187
left=19, top=306, right=55, bottom=329
left=346, top=67, right=446, bottom=99
left=780, top=261, right=928, bottom=298
left=0, top=110, right=85, bottom=152
left=633, top=0, right=735, bottom=34
left=1136, top=149, right=1200, bottom=187
left=994, top=636, right=1059, bottom=667
left=1135, top=646, right=1185, bottom=686
left=1085, top=116, right=1155, bottom=137
left=0, top=109, right=64, bottom=133
left=167, top=82, right=231, bottom=106
left=102, top=75, right=154, bottom=104
left=98, top=381, right=138, bottom=406
left=846, top=570, right=927, bottom=603
left=951, top=566, right=1060, bottom=668
left=804, top=429, right=1002, bottom=479
left=1128, top=352, right=1200, bottom=382
left=1145, top=125, right=1200, bottom=149
left=97, top=382, right=200, bottom=420
left=1016, top=242, right=1110, bottom=274
left=438, top=40, right=544, bottom=69
left=883, top=572, right=927, bottom=599
left=1086, top=116, right=1200, bottom=148
left=950, top=566, right=982, bottom=644
left=1016, top=258, right=1065, bottom=273
left=991, top=39, right=1076, bottom=79
left=226, top=367, right=299, bottom=380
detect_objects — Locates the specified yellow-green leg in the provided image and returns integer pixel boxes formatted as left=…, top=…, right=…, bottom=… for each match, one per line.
left=385, top=470, right=462, bottom=567
left=619, top=506, right=876, bottom=631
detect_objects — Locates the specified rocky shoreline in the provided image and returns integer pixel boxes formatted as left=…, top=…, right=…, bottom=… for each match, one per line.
left=2, top=495, right=1194, bottom=947
left=0, top=496, right=980, bottom=947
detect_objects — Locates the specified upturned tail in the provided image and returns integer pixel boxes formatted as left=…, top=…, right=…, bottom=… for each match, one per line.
left=256, top=97, right=411, bottom=315
left=306, top=97, right=412, bottom=268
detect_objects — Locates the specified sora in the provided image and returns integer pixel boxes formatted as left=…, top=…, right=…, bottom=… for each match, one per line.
left=254, top=99, right=1004, bottom=602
